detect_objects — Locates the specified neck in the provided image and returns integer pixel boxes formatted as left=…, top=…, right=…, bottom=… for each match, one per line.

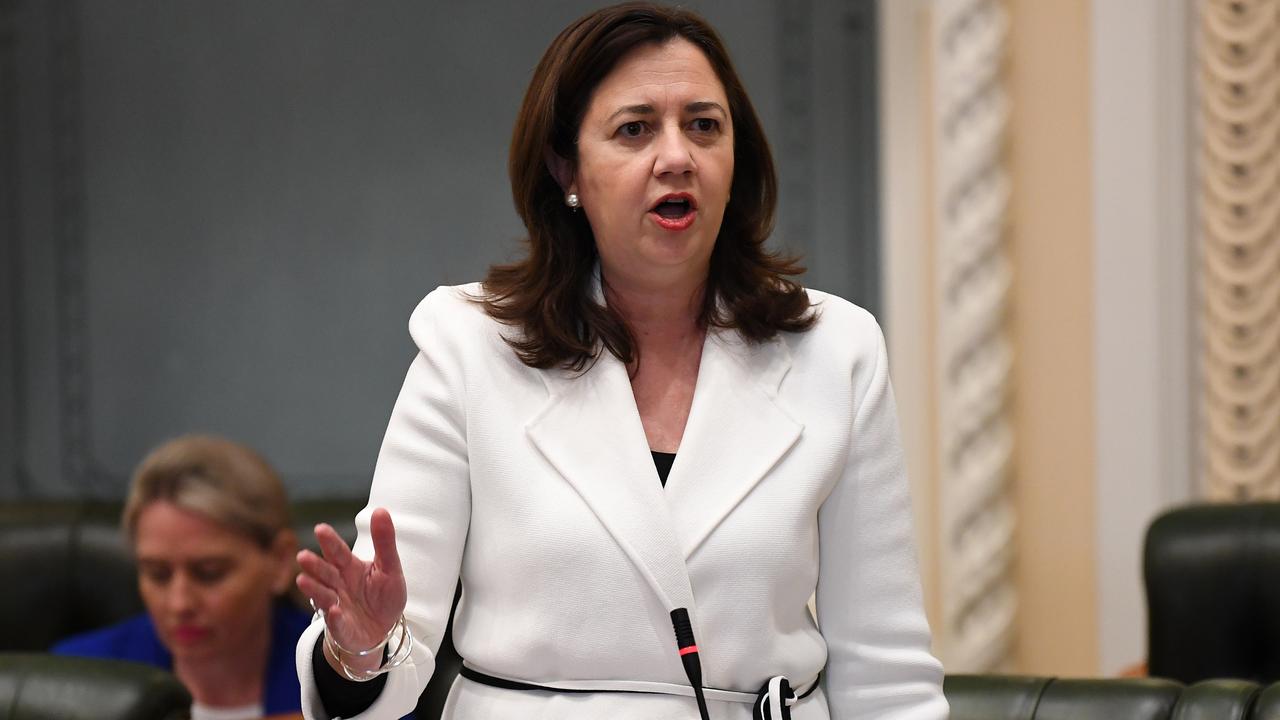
left=172, top=616, right=271, bottom=708
left=601, top=270, right=705, bottom=345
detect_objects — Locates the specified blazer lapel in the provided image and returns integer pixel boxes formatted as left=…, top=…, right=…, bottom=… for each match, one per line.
left=663, top=329, right=803, bottom=559
left=526, top=352, right=697, bottom=612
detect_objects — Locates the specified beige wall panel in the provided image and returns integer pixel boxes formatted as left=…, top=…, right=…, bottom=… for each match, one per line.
left=1006, top=0, right=1099, bottom=676
left=879, top=0, right=941, bottom=632
left=1090, top=0, right=1194, bottom=674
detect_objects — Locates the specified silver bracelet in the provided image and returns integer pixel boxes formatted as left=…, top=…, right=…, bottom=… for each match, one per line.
left=313, top=601, right=415, bottom=682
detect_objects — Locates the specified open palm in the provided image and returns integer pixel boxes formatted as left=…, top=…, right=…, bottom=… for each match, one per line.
left=296, top=508, right=407, bottom=655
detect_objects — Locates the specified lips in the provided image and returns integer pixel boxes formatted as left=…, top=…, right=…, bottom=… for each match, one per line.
left=648, top=193, right=698, bottom=231
left=172, top=625, right=211, bottom=644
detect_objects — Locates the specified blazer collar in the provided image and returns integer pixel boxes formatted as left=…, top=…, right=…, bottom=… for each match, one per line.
left=527, top=347, right=696, bottom=611
left=524, top=286, right=801, bottom=612
left=663, top=327, right=801, bottom=558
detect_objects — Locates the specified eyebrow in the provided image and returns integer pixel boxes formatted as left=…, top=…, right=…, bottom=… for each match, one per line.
left=136, top=555, right=233, bottom=565
left=606, top=101, right=728, bottom=123
left=686, top=101, right=727, bottom=116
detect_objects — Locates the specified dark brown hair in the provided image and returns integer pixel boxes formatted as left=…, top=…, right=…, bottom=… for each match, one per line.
left=482, top=2, right=816, bottom=371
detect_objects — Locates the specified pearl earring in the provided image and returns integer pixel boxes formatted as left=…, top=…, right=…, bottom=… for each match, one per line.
left=566, top=193, right=580, bottom=209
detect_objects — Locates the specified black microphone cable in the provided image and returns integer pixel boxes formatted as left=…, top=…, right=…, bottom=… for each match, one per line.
left=670, top=608, right=711, bottom=720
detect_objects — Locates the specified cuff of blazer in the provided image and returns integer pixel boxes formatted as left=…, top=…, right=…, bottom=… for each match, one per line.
left=296, top=615, right=435, bottom=720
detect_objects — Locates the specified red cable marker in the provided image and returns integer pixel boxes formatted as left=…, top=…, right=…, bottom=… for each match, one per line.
left=670, top=608, right=711, bottom=720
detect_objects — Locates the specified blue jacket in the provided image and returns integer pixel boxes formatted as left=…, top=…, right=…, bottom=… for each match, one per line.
left=52, top=601, right=310, bottom=716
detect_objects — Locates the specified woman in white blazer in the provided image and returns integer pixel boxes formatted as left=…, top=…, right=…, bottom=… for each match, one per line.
left=295, top=4, right=948, bottom=720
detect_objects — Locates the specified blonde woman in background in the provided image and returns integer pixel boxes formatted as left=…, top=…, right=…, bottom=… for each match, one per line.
left=54, top=435, right=310, bottom=720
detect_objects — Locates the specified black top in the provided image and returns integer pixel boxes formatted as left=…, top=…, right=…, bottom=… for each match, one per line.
left=652, top=450, right=676, bottom=486
left=313, top=636, right=388, bottom=716
left=314, top=450, right=679, bottom=716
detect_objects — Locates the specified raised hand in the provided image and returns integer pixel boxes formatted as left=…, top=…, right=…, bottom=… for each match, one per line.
left=296, top=508, right=407, bottom=673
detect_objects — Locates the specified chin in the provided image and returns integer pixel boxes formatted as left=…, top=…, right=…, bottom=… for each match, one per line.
left=164, top=637, right=220, bottom=662
left=645, top=237, right=710, bottom=261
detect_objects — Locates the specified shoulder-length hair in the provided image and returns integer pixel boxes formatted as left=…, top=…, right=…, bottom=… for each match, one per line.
left=482, top=1, right=816, bottom=372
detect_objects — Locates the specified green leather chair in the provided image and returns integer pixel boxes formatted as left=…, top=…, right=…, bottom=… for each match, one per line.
left=0, top=503, right=140, bottom=652
left=0, top=500, right=364, bottom=652
left=944, top=675, right=1269, bottom=720
left=1144, top=502, right=1280, bottom=684
left=0, top=654, right=189, bottom=720
left=1253, top=682, right=1280, bottom=720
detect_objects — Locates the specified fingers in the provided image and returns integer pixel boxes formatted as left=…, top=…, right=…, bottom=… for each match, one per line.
left=296, top=549, right=347, bottom=618
left=369, top=508, right=403, bottom=578
left=313, top=522, right=355, bottom=569
left=297, top=548, right=344, bottom=590
left=296, top=569, right=339, bottom=612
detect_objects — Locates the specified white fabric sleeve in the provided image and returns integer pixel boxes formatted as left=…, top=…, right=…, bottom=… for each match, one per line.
left=816, top=313, right=949, bottom=720
left=297, top=288, right=473, bottom=719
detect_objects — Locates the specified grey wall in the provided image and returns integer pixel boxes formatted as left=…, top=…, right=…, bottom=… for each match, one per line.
left=2, top=0, right=878, bottom=501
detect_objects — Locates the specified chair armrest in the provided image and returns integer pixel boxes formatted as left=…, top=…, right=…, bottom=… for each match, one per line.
left=0, top=653, right=190, bottom=720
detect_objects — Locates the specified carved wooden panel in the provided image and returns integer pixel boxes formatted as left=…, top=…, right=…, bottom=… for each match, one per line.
left=1198, top=0, right=1280, bottom=500
left=930, top=0, right=1016, bottom=672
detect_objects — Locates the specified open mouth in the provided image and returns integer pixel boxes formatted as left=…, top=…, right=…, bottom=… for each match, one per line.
left=649, top=194, right=697, bottom=229
left=654, top=198, right=692, bottom=218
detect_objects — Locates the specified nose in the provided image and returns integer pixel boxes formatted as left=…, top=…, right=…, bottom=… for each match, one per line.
left=165, top=573, right=199, bottom=616
left=652, top=125, right=696, bottom=177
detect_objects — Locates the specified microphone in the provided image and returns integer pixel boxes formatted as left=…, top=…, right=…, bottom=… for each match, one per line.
left=670, top=608, right=711, bottom=720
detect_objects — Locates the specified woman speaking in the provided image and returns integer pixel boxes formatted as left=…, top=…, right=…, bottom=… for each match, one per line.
left=295, top=3, right=948, bottom=719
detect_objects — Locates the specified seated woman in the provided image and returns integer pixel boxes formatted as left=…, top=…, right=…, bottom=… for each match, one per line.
left=53, top=435, right=310, bottom=720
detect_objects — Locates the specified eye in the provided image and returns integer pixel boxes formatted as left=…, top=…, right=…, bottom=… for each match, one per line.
left=190, top=560, right=231, bottom=585
left=690, top=118, right=720, bottom=134
left=618, top=121, right=648, bottom=138
left=139, top=563, right=172, bottom=585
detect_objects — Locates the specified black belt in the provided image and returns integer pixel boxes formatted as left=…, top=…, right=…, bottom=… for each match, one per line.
left=459, top=664, right=820, bottom=720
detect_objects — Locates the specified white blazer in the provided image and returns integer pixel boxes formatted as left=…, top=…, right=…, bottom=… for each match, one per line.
left=296, top=283, right=948, bottom=720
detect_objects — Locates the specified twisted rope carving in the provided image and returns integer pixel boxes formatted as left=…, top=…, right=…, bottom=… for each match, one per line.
left=930, top=0, right=1016, bottom=671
